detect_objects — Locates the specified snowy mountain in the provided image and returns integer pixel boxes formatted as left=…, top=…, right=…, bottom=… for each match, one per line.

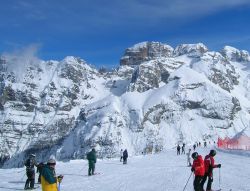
left=1, top=41, right=250, bottom=168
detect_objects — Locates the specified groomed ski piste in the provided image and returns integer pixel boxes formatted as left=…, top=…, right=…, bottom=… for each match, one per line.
left=0, top=146, right=249, bottom=191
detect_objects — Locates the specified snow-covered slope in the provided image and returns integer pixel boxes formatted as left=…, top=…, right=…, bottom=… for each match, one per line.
left=1, top=41, right=250, bottom=167
left=0, top=146, right=250, bottom=191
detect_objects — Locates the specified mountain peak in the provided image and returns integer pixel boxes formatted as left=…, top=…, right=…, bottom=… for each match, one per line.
left=120, top=41, right=173, bottom=66
left=221, top=46, right=250, bottom=62
left=174, top=43, right=208, bottom=57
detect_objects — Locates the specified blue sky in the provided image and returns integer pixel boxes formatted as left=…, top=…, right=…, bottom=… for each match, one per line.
left=0, top=0, right=250, bottom=68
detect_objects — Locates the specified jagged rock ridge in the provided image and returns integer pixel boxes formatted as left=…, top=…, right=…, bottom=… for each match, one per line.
left=1, top=41, right=250, bottom=167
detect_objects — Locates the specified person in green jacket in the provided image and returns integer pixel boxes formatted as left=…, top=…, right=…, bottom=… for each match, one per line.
left=41, top=158, right=63, bottom=191
left=87, top=148, right=97, bottom=176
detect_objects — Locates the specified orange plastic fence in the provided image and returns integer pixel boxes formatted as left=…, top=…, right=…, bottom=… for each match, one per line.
left=218, top=135, right=250, bottom=150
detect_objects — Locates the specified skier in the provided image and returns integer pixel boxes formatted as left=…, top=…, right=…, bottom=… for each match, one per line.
left=181, top=144, right=185, bottom=154
left=177, top=144, right=181, bottom=155
left=41, top=158, right=63, bottom=191
left=201, top=150, right=221, bottom=191
left=87, top=148, right=97, bottom=176
left=120, top=149, right=123, bottom=162
left=186, top=149, right=192, bottom=166
left=191, top=152, right=205, bottom=191
left=193, top=144, right=196, bottom=151
left=204, top=141, right=207, bottom=147
left=37, top=162, right=44, bottom=184
left=123, top=149, right=128, bottom=164
left=24, top=154, right=37, bottom=190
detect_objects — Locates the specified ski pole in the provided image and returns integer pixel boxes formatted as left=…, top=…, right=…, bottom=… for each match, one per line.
left=21, top=173, right=26, bottom=181
left=219, top=168, right=221, bottom=189
left=182, top=172, right=192, bottom=191
left=17, top=169, right=25, bottom=173
left=58, top=182, right=61, bottom=191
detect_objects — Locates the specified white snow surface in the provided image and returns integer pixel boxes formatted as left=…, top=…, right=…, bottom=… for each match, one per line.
left=0, top=146, right=249, bottom=191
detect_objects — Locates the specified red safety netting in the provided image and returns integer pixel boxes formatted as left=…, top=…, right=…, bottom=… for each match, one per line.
left=217, top=134, right=250, bottom=150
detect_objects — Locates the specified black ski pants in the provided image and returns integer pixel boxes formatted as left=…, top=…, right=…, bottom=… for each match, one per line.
left=123, top=157, right=127, bottom=164
left=201, top=173, right=213, bottom=191
left=88, top=161, right=95, bottom=175
left=193, top=175, right=203, bottom=191
left=25, top=170, right=35, bottom=189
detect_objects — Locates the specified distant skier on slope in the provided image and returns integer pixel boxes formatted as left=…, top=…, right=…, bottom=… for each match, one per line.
left=186, top=149, right=192, bottom=166
left=204, top=141, right=207, bottom=148
left=193, top=144, right=196, bottom=151
left=191, top=152, right=205, bottom=191
left=181, top=144, right=185, bottom=154
left=87, top=148, right=97, bottom=176
left=200, top=149, right=221, bottom=191
left=177, top=144, right=181, bottom=155
left=120, top=149, right=123, bottom=162
left=41, top=158, right=63, bottom=191
left=24, top=154, right=37, bottom=190
left=123, top=149, right=128, bottom=164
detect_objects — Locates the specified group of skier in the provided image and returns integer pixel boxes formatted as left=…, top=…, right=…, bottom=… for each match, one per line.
left=23, top=154, right=63, bottom=190
left=191, top=149, right=221, bottom=191
left=23, top=144, right=221, bottom=191
left=178, top=141, right=210, bottom=156
left=177, top=143, right=186, bottom=155
left=23, top=148, right=129, bottom=190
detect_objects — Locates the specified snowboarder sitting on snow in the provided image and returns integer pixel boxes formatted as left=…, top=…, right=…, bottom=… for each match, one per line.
left=191, top=152, right=205, bottom=191
left=24, top=154, right=37, bottom=190
left=200, top=149, right=221, bottom=191
left=186, top=149, right=192, bottom=166
left=37, top=162, right=44, bottom=184
left=87, top=148, right=97, bottom=175
left=123, top=149, right=128, bottom=164
left=177, top=144, right=181, bottom=155
left=41, top=158, right=63, bottom=191
left=120, top=149, right=123, bottom=162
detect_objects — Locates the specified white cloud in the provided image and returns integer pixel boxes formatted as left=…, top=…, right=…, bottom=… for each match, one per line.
left=2, top=44, right=42, bottom=80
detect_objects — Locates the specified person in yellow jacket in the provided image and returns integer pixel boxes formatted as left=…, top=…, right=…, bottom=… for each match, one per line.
left=41, top=158, right=63, bottom=191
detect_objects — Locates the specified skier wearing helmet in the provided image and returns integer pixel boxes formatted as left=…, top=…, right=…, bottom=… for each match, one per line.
left=191, top=152, right=205, bottom=191
left=201, top=149, right=221, bottom=191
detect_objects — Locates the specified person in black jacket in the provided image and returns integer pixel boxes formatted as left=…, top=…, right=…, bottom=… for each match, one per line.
left=24, top=154, right=37, bottom=190
left=177, top=145, right=181, bottom=155
left=123, top=149, right=128, bottom=164
left=36, top=162, right=44, bottom=184
left=87, top=148, right=97, bottom=175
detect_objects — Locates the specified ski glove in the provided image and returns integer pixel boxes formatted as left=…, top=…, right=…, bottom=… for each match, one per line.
left=191, top=167, right=195, bottom=172
left=217, top=164, right=221, bottom=168
left=57, top=175, right=64, bottom=183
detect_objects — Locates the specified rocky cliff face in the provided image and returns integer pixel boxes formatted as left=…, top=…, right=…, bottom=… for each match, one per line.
left=120, top=42, right=174, bottom=66
left=1, top=42, right=250, bottom=168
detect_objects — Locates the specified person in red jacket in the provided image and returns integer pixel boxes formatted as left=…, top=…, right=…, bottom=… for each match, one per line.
left=201, top=150, right=221, bottom=191
left=191, top=152, right=205, bottom=191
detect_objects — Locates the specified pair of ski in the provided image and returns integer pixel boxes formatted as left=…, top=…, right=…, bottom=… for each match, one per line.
left=24, top=186, right=39, bottom=190
left=85, top=172, right=101, bottom=176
